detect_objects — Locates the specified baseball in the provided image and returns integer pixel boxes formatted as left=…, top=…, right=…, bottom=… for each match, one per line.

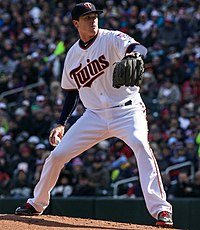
left=52, top=136, right=61, bottom=147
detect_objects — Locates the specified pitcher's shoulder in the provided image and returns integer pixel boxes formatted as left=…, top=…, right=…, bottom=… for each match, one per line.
left=99, top=28, right=120, bottom=35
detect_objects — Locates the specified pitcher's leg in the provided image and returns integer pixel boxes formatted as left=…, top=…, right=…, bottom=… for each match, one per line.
left=28, top=110, right=108, bottom=213
left=27, top=152, right=65, bottom=212
left=115, top=110, right=172, bottom=219
left=130, top=138, right=172, bottom=219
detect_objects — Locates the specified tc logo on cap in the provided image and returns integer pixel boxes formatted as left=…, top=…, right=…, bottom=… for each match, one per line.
left=84, top=3, right=93, bottom=9
left=71, top=2, right=103, bottom=20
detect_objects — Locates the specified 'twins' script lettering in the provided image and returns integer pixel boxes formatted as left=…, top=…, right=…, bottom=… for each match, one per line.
left=70, top=55, right=109, bottom=89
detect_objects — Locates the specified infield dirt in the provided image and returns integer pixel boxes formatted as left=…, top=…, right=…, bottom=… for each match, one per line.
left=0, top=214, right=180, bottom=230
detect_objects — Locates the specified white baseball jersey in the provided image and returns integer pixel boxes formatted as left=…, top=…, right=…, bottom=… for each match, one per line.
left=61, top=28, right=141, bottom=109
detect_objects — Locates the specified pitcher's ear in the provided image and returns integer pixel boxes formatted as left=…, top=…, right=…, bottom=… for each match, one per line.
left=72, top=20, right=79, bottom=29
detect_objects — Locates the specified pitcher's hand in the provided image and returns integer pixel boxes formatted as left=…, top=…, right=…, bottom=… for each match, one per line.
left=49, top=124, right=65, bottom=146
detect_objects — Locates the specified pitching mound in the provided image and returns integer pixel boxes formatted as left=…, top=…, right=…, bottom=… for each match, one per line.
left=0, top=214, right=177, bottom=230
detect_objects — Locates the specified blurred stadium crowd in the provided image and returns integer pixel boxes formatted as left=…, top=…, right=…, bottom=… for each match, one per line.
left=0, top=0, right=200, bottom=199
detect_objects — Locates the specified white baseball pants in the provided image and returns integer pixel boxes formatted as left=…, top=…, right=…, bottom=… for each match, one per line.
left=28, top=99, right=172, bottom=219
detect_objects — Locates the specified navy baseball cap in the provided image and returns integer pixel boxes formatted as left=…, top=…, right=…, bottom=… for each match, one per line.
left=71, top=2, right=103, bottom=20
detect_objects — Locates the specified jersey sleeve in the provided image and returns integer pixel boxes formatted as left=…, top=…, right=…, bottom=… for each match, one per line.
left=57, top=90, right=79, bottom=125
left=112, top=31, right=139, bottom=58
left=61, top=55, right=77, bottom=90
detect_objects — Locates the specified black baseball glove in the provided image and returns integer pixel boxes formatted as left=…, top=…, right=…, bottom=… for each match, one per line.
left=112, top=53, right=145, bottom=88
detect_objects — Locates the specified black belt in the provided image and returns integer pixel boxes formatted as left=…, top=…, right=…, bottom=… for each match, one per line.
left=112, top=100, right=132, bottom=108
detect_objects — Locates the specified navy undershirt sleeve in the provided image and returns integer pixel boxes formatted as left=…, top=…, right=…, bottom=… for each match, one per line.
left=57, top=90, right=79, bottom=126
left=126, top=44, right=148, bottom=58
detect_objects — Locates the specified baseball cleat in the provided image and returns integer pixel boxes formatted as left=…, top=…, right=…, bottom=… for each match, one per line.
left=156, top=211, right=173, bottom=228
left=15, top=203, right=41, bottom=216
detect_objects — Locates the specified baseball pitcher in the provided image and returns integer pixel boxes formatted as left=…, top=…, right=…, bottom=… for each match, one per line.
left=15, top=2, right=173, bottom=227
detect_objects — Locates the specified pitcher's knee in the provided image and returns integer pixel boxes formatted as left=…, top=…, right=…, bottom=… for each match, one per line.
left=131, top=137, right=148, bottom=153
left=47, top=149, right=69, bottom=164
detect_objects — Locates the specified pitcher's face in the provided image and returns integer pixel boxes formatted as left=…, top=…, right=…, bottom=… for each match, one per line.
left=73, top=13, right=99, bottom=42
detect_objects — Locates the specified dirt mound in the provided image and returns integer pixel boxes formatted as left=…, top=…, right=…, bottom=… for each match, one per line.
left=0, top=214, right=177, bottom=230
